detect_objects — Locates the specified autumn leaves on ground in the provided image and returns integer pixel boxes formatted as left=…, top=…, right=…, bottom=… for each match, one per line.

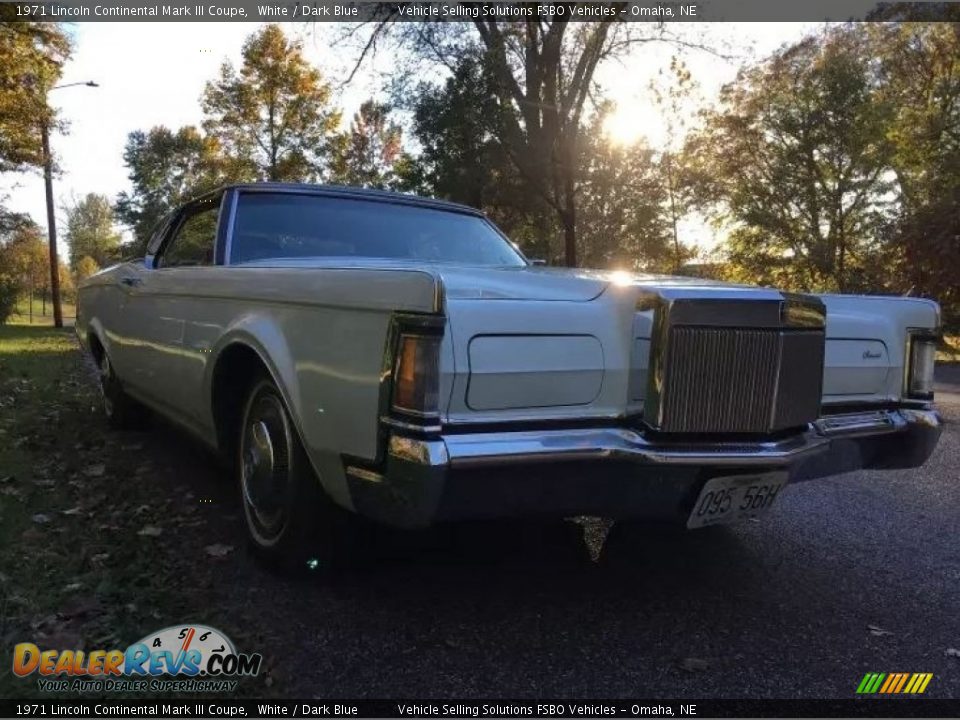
left=0, top=324, right=275, bottom=697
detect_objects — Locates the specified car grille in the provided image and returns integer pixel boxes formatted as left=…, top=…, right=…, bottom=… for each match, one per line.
left=651, top=326, right=824, bottom=434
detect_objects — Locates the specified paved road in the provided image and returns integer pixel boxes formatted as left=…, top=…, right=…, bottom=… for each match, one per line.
left=156, top=369, right=960, bottom=699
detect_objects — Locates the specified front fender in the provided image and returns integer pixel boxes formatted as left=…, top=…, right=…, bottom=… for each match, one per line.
left=206, top=313, right=302, bottom=425
left=205, top=313, right=354, bottom=510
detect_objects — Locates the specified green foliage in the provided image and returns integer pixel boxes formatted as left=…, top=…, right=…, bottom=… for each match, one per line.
left=201, top=24, right=340, bottom=182
left=98, top=18, right=957, bottom=325
left=114, top=125, right=227, bottom=255
left=0, top=220, right=46, bottom=323
left=404, top=56, right=501, bottom=207
left=0, top=274, right=17, bottom=323
left=64, top=193, right=121, bottom=269
left=402, top=55, right=553, bottom=259
left=402, top=57, right=697, bottom=269
left=359, top=19, right=674, bottom=266
left=330, top=100, right=403, bottom=189
left=871, top=22, right=960, bottom=325
left=688, top=29, right=896, bottom=293
left=577, top=116, right=677, bottom=272
left=0, top=18, right=71, bottom=174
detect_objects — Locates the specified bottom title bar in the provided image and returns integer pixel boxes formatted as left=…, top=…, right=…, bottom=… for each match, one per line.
left=3, top=699, right=959, bottom=719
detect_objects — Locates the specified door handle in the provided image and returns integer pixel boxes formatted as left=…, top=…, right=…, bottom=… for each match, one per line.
left=119, top=277, right=142, bottom=287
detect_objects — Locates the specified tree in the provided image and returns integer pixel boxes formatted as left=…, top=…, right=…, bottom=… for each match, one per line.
left=64, top=193, right=122, bottom=269
left=0, top=209, right=38, bottom=323
left=0, top=221, right=47, bottom=320
left=687, top=29, right=895, bottom=292
left=0, top=206, right=33, bottom=238
left=576, top=110, right=678, bottom=271
left=202, top=24, right=341, bottom=182
left=402, top=57, right=498, bottom=208
left=0, top=17, right=71, bottom=174
left=401, top=54, right=550, bottom=256
left=869, top=22, right=960, bottom=324
left=330, top=100, right=403, bottom=189
left=649, top=57, right=699, bottom=273
left=347, top=14, right=713, bottom=266
left=74, top=255, right=100, bottom=283
left=115, top=125, right=227, bottom=254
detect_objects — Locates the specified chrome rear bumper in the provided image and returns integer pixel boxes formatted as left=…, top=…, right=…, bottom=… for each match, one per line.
left=346, top=407, right=942, bottom=527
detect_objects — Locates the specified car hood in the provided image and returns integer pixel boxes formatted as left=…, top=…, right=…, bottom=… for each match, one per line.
left=236, top=257, right=749, bottom=302
left=436, top=265, right=750, bottom=302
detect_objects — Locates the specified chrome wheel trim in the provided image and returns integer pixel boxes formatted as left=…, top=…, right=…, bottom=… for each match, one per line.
left=239, top=389, right=293, bottom=546
left=99, top=354, right=115, bottom=417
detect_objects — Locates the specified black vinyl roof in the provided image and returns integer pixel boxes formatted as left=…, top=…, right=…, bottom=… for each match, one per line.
left=207, top=182, right=484, bottom=217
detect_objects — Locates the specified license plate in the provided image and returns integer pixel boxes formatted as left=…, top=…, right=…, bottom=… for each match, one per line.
left=687, top=471, right=789, bottom=529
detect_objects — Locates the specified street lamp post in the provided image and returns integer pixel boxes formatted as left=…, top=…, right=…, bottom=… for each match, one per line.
left=41, top=80, right=98, bottom=328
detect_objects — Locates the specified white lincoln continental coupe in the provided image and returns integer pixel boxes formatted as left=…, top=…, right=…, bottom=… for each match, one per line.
left=77, top=183, right=943, bottom=568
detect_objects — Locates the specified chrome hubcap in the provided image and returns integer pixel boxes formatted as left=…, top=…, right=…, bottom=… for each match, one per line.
left=99, top=355, right=114, bottom=416
left=240, top=395, right=289, bottom=540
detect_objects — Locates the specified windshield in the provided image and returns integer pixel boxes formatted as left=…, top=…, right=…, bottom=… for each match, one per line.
left=229, top=192, right=527, bottom=267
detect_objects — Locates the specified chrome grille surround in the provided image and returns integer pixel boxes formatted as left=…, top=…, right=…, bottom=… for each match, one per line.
left=642, top=290, right=826, bottom=435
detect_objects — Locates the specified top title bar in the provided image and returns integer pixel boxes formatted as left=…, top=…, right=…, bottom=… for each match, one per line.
left=2, top=0, right=958, bottom=22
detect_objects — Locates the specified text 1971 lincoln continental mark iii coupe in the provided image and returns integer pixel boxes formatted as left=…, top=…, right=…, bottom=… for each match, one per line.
left=76, top=183, right=943, bottom=568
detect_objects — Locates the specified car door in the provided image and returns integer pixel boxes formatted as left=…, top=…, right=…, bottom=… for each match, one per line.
left=119, top=194, right=223, bottom=423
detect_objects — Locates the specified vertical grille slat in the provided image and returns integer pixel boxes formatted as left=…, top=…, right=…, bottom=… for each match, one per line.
left=654, top=326, right=823, bottom=434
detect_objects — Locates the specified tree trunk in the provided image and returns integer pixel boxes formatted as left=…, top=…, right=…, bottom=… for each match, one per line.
left=665, top=152, right=682, bottom=274
left=562, top=181, right=577, bottom=267
left=837, top=235, right=846, bottom=293
left=836, top=201, right=846, bottom=293
left=561, top=131, right=578, bottom=268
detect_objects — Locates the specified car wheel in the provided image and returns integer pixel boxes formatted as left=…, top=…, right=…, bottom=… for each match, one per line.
left=98, top=351, right=146, bottom=429
left=238, top=377, right=359, bottom=572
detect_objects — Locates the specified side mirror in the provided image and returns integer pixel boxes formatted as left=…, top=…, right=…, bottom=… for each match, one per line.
left=530, top=258, right=548, bottom=266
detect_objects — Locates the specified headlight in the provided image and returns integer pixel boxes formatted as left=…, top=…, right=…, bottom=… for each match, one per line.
left=906, top=330, right=938, bottom=399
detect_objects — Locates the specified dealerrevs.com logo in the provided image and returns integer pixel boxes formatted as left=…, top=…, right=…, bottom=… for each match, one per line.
left=13, top=624, right=262, bottom=693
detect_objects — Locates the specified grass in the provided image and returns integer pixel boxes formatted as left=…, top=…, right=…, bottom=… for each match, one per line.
left=0, top=324, right=276, bottom=698
left=8, top=297, right=77, bottom=327
left=0, top=326, right=183, bottom=697
left=0, top=325, right=113, bottom=696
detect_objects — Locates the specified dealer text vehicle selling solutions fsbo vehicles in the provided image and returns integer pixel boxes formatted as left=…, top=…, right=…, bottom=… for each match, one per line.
left=76, top=184, right=943, bottom=567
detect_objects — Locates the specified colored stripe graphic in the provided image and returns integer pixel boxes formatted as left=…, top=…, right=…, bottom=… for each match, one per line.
left=893, top=673, right=909, bottom=693
left=879, top=674, right=897, bottom=693
left=857, top=672, right=932, bottom=694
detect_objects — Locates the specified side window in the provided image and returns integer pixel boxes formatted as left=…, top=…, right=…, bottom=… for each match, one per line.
left=160, top=205, right=219, bottom=268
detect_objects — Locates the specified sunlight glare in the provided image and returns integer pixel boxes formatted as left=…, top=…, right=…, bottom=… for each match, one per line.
left=602, top=100, right=669, bottom=148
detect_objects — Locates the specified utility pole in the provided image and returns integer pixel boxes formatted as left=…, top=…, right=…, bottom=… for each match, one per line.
left=38, top=80, right=98, bottom=328
left=41, top=118, right=62, bottom=327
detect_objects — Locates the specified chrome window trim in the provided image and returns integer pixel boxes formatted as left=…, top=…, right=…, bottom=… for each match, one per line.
left=221, top=188, right=239, bottom=266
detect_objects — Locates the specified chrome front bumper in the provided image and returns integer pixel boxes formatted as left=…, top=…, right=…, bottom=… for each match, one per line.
left=346, top=408, right=942, bottom=527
